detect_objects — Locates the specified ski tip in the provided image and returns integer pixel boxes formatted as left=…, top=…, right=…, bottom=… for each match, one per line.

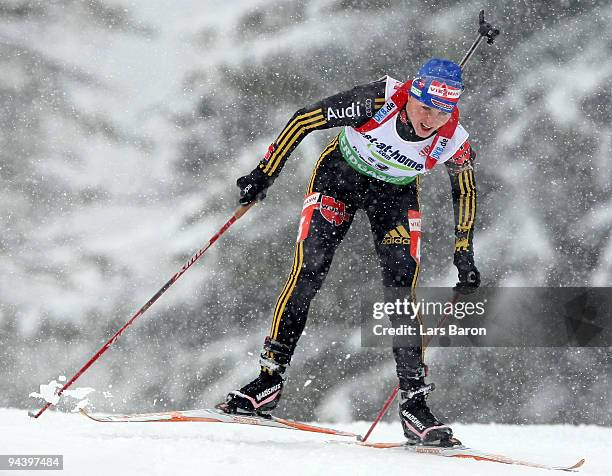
left=567, top=458, right=586, bottom=471
left=27, top=411, right=36, bottom=419
left=79, top=409, right=96, bottom=420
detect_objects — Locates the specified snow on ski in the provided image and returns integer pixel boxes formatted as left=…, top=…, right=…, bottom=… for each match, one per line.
left=350, top=441, right=585, bottom=472
left=80, top=408, right=359, bottom=438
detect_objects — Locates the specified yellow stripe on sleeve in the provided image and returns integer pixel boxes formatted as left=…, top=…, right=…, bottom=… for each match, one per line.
left=263, top=111, right=326, bottom=175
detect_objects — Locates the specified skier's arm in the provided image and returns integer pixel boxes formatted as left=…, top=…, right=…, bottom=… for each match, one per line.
left=445, top=141, right=481, bottom=292
left=258, top=79, right=387, bottom=179
left=237, top=79, right=387, bottom=204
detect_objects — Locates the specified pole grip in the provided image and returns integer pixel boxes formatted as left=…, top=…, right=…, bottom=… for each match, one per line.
left=459, top=10, right=500, bottom=70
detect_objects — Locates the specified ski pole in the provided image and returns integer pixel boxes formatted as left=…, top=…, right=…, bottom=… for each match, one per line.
left=358, top=385, right=399, bottom=442
left=29, top=202, right=256, bottom=419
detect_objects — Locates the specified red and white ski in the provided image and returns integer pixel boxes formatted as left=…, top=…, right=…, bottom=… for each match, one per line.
left=80, top=409, right=585, bottom=471
left=352, top=441, right=585, bottom=472
left=80, top=408, right=359, bottom=439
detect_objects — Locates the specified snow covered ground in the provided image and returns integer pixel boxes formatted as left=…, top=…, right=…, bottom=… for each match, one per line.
left=1, top=408, right=609, bottom=475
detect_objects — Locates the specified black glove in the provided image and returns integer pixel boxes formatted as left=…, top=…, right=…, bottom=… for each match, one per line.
left=236, top=168, right=273, bottom=205
left=453, top=251, right=481, bottom=295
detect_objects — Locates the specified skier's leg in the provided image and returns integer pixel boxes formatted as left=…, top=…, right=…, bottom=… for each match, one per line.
left=222, top=138, right=355, bottom=414
left=268, top=138, right=356, bottom=362
left=366, top=179, right=423, bottom=387
left=367, top=178, right=456, bottom=446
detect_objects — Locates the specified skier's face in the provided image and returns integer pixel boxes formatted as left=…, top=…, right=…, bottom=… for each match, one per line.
left=405, top=96, right=452, bottom=138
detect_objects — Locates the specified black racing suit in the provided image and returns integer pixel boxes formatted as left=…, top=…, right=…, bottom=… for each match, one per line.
left=253, top=78, right=477, bottom=390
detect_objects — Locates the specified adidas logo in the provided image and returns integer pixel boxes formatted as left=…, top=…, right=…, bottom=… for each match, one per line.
left=382, top=226, right=410, bottom=245
left=256, top=383, right=281, bottom=402
left=402, top=410, right=425, bottom=430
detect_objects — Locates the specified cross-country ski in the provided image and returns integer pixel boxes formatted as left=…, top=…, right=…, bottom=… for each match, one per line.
left=351, top=441, right=585, bottom=472
left=79, top=407, right=359, bottom=438
left=80, top=407, right=587, bottom=472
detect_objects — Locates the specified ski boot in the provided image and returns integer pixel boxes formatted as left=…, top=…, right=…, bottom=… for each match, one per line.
left=218, top=337, right=290, bottom=416
left=398, top=383, right=460, bottom=447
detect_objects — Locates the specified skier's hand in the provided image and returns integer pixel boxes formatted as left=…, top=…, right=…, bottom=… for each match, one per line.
left=237, top=168, right=272, bottom=205
left=453, top=251, right=480, bottom=295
